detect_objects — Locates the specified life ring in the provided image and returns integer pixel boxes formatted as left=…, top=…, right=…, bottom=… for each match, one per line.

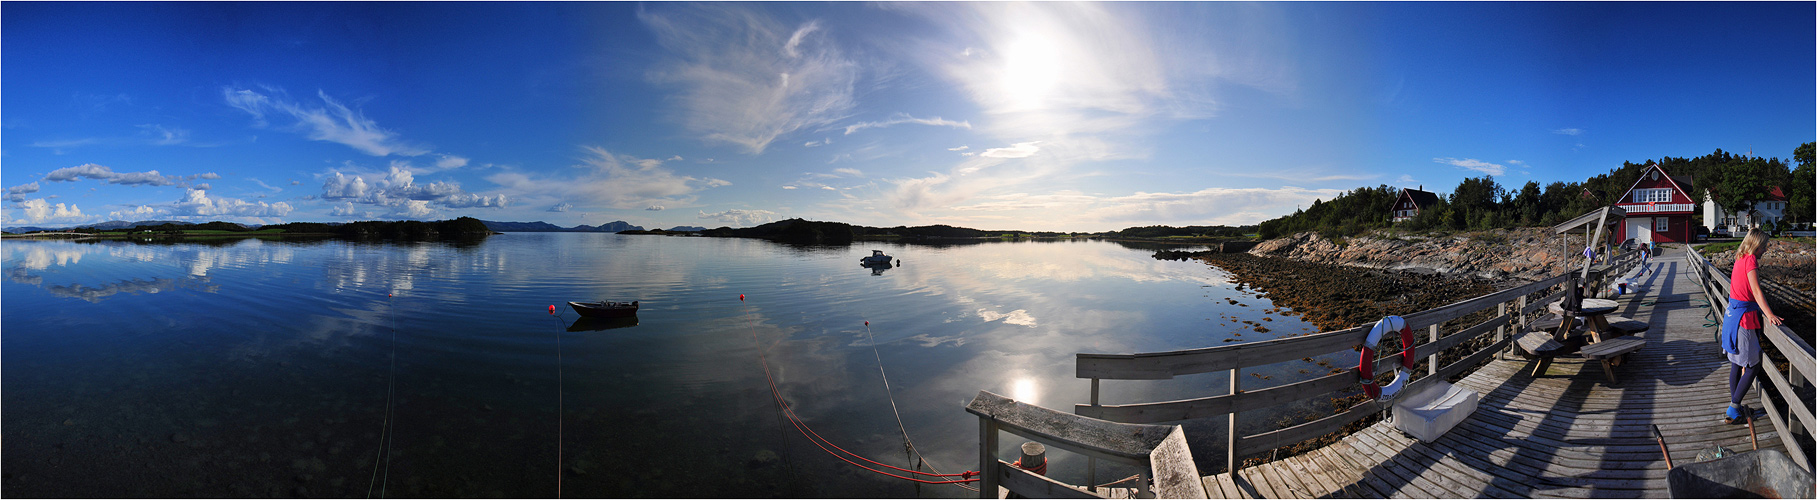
left=1358, top=316, right=1416, bottom=401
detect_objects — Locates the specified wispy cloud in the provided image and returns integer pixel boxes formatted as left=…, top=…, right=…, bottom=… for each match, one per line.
left=223, top=87, right=428, bottom=156
left=548, top=202, right=572, bottom=212
left=842, top=114, right=972, bottom=135
left=948, top=145, right=970, bottom=151
left=640, top=6, right=859, bottom=154
left=979, top=142, right=1041, bottom=159
left=435, top=154, right=469, bottom=170
left=483, top=147, right=728, bottom=214
left=1433, top=157, right=1505, bottom=176
left=833, top=168, right=863, bottom=177
left=698, top=208, right=780, bottom=226
left=1552, top=128, right=1584, bottom=136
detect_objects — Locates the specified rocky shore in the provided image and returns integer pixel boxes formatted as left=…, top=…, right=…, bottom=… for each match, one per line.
left=1247, top=228, right=1574, bottom=282
left=1196, top=253, right=1495, bottom=332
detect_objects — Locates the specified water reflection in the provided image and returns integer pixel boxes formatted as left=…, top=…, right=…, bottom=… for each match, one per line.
left=3, top=234, right=1327, bottom=496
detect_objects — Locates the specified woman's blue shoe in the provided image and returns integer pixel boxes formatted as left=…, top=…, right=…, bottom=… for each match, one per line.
left=1725, top=406, right=1744, bottom=424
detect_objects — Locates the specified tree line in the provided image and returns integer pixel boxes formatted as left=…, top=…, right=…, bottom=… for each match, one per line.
left=1258, top=144, right=1814, bottom=239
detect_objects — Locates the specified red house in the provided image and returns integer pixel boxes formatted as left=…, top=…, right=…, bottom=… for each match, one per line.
left=1390, top=186, right=1441, bottom=222
left=1614, top=164, right=1696, bottom=244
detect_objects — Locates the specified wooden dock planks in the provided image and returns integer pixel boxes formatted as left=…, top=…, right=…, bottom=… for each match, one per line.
left=1199, top=246, right=1791, bottom=498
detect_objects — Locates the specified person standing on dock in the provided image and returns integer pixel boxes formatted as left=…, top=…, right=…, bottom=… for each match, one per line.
left=1720, top=229, right=1783, bottom=424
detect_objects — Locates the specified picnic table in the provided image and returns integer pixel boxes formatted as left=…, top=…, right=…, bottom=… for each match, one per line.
left=1550, top=298, right=1620, bottom=343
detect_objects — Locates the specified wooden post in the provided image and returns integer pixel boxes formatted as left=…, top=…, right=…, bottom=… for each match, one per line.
left=1496, top=302, right=1508, bottom=360
left=1088, top=378, right=1099, bottom=492
left=1017, top=442, right=1046, bottom=476
left=1227, top=367, right=1240, bottom=475
left=1428, top=323, right=1440, bottom=377
left=979, top=416, right=999, bottom=499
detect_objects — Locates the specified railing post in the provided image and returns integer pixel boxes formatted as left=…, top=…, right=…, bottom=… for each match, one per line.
left=1088, top=378, right=1099, bottom=492
left=1227, top=367, right=1240, bottom=475
left=1496, top=302, right=1508, bottom=360
left=1428, top=323, right=1440, bottom=377
left=979, top=416, right=999, bottom=499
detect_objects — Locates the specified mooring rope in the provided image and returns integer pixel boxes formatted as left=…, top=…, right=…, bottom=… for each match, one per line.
left=863, top=321, right=980, bottom=492
left=367, top=292, right=400, bottom=499
left=547, top=306, right=567, bottom=499
left=739, top=295, right=981, bottom=486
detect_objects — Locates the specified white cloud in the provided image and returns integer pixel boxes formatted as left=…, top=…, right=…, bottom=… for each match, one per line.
left=11, top=198, right=85, bottom=224
left=782, top=185, right=798, bottom=190
left=549, top=202, right=573, bottom=213
left=640, top=6, right=859, bottom=154
left=43, top=163, right=184, bottom=187
left=483, top=147, right=727, bottom=213
left=319, top=163, right=505, bottom=218
left=948, top=145, right=970, bottom=151
left=170, top=189, right=293, bottom=218
left=7, top=183, right=41, bottom=203
left=833, top=168, right=863, bottom=177
left=1552, top=128, right=1584, bottom=136
left=1396, top=174, right=1419, bottom=185
left=804, top=138, right=831, bottom=147
left=698, top=208, right=780, bottom=226
left=1433, top=157, right=1505, bottom=176
left=646, top=205, right=665, bottom=211
left=223, top=87, right=428, bottom=156
left=980, top=142, right=1041, bottom=158
left=435, top=155, right=470, bottom=170
left=107, top=205, right=158, bottom=221
left=137, top=124, right=191, bottom=145
left=842, top=114, right=972, bottom=135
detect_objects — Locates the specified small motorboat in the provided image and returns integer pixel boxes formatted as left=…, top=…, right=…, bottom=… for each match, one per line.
left=859, top=249, right=893, bottom=265
left=568, top=300, right=639, bottom=318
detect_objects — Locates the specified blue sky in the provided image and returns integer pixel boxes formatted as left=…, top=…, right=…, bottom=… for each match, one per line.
left=4, top=2, right=1812, bottom=232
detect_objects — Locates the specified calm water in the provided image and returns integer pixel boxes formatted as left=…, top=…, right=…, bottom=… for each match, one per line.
left=2, top=234, right=1353, bottom=497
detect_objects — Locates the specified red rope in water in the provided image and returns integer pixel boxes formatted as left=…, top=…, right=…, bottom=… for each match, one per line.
left=739, top=294, right=981, bottom=485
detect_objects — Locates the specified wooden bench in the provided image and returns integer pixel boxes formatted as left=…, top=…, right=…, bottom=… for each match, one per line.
left=1581, top=337, right=1646, bottom=384
left=1517, top=331, right=1568, bottom=377
left=967, top=391, right=1208, bottom=499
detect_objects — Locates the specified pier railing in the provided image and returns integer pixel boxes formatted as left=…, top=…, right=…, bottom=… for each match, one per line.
left=967, top=391, right=1208, bottom=499
left=1072, top=249, right=1641, bottom=478
left=1684, top=247, right=1815, bottom=471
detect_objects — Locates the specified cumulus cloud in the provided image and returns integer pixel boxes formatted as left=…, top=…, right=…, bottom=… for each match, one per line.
left=107, top=205, right=158, bottom=221
left=223, top=87, right=428, bottom=156
left=7, top=183, right=41, bottom=203
left=40, top=163, right=209, bottom=187
left=548, top=202, right=573, bottom=213
left=980, top=142, right=1041, bottom=158
left=698, top=208, right=780, bottom=226
left=11, top=198, right=85, bottom=224
left=1433, top=157, right=1505, bottom=176
left=170, top=189, right=293, bottom=218
left=646, top=205, right=665, bottom=211
left=319, top=163, right=505, bottom=218
left=640, top=6, right=859, bottom=153
left=842, top=114, right=972, bottom=135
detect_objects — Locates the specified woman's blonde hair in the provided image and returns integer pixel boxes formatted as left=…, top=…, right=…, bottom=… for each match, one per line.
left=1738, top=228, right=1771, bottom=257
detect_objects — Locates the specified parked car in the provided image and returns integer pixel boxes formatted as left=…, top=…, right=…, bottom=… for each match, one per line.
left=1694, top=226, right=1708, bottom=242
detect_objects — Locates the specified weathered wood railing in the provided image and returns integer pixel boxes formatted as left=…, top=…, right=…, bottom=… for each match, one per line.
left=1073, top=250, right=1641, bottom=477
left=1684, top=247, right=1816, bottom=471
left=967, top=391, right=1208, bottom=499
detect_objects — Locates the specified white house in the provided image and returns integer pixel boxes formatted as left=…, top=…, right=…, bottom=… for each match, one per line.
left=1703, top=186, right=1787, bottom=235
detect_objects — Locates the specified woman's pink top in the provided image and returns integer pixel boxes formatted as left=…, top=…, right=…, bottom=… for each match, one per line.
left=1729, top=254, right=1761, bottom=329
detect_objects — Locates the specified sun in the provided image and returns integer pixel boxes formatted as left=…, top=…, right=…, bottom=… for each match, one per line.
left=997, top=32, right=1063, bottom=112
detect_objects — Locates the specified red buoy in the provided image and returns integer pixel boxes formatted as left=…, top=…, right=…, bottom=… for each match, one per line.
left=739, top=294, right=745, bottom=301
left=548, top=304, right=556, bottom=315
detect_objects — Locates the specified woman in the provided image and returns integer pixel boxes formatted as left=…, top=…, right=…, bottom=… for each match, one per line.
left=1720, top=229, right=1784, bottom=424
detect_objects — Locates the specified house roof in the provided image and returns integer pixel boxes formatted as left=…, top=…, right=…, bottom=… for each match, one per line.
left=1703, top=185, right=1787, bottom=202
left=1618, top=164, right=1693, bottom=202
left=1398, top=188, right=1440, bottom=209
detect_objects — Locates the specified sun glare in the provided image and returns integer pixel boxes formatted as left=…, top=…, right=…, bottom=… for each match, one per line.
left=998, top=33, right=1063, bottom=111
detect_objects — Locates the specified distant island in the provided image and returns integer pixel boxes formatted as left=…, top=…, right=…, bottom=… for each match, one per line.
left=2, top=217, right=496, bottom=242
left=478, top=220, right=643, bottom=232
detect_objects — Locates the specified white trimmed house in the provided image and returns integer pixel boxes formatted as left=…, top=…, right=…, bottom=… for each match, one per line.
left=1613, top=164, right=1696, bottom=244
left=1703, top=186, right=1788, bottom=235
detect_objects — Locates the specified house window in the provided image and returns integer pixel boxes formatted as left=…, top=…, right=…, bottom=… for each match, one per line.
left=1634, top=189, right=1672, bottom=203
left=1656, top=218, right=1669, bottom=232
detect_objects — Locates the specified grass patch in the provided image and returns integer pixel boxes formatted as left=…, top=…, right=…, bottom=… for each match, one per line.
left=1699, top=241, right=1740, bottom=257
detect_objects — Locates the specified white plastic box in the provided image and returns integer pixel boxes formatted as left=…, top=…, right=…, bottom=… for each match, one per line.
left=1392, top=381, right=1479, bottom=443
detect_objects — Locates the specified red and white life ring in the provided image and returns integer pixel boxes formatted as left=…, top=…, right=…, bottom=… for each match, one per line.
left=1358, top=316, right=1416, bottom=401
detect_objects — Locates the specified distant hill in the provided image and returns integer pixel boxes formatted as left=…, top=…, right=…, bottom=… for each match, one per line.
left=667, top=226, right=707, bottom=232
left=3, top=219, right=195, bottom=234
left=479, top=220, right=644, bottom=232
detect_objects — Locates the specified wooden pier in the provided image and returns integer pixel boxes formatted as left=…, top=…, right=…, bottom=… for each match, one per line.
left=970, top=214, right=1814, bottom=498
left=1203, top=243, right=1786, bottom=498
